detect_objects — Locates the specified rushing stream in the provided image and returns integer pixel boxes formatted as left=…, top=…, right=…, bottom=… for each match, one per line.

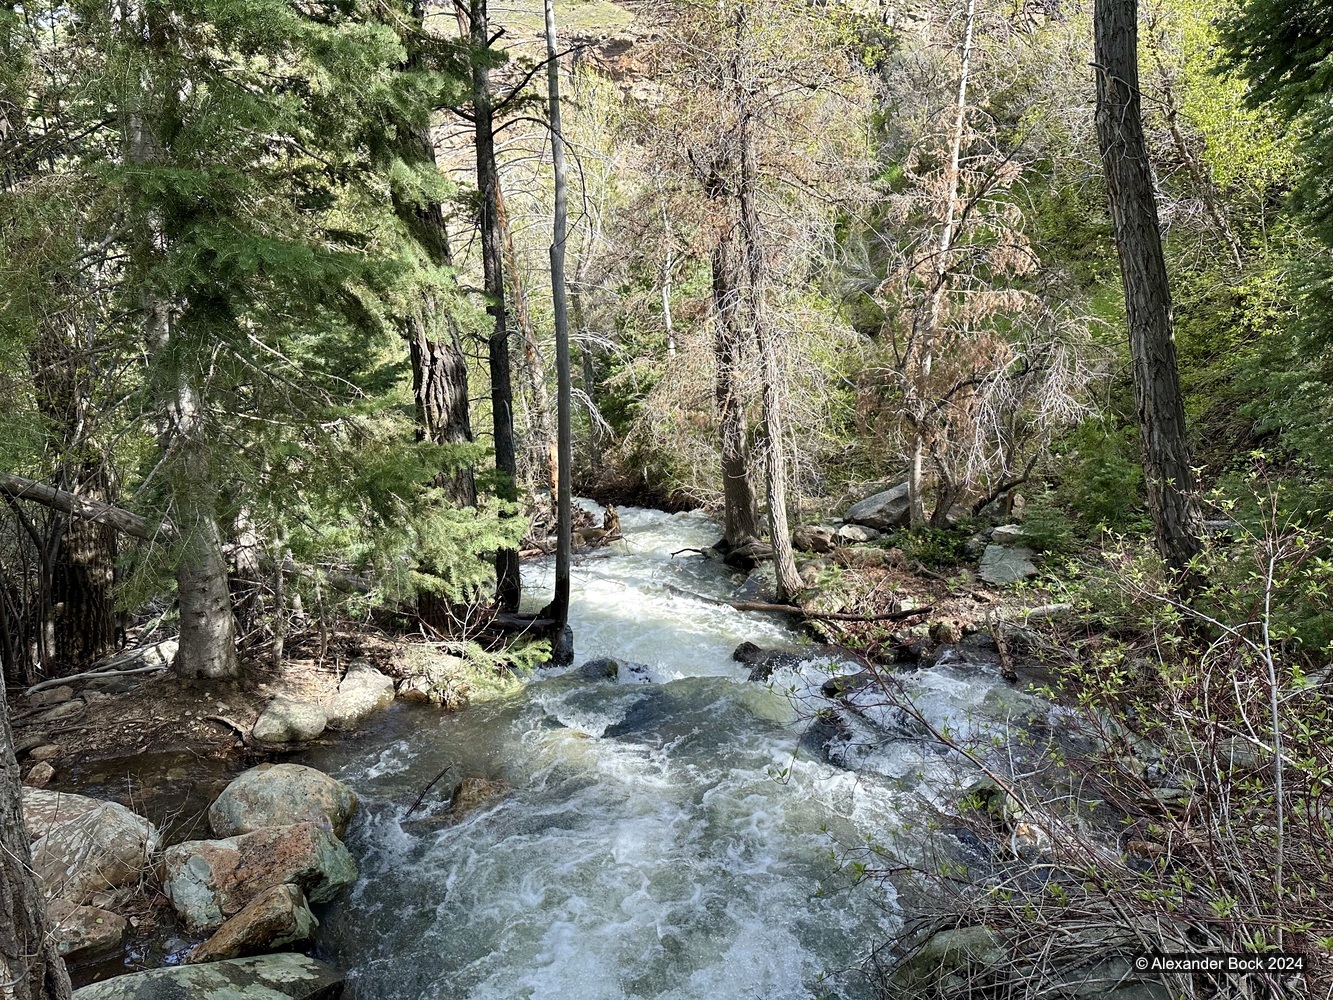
left=303, top=505, right=1053, bottom=1000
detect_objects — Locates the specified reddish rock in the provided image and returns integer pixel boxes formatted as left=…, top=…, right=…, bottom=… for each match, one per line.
left=161, top=822, right=357, bottom=932
left=190, top=883, right=318, bottom=963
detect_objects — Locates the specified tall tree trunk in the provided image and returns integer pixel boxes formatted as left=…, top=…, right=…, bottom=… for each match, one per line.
left=542, top=0, right=573, bottom=647
left=51, top=464, right=117, bottom=668
left=738, top=104, right=802, bottom=602
left=1093, top=0, right=1204, bottom=574
left=1, top=692, right=73, bottom=1000
left=149, top=317, right=239, bottom=680
left=909, top=0, right=975, bottom=530
left=29, top=277, right=119, bottom=672
left=471, top=0, right=522, bottom=612
left=712, top=231, right=760, bottom=548
left=128, top=95, right=240, bottom=678
left=403, top=0, right=480, bottom=632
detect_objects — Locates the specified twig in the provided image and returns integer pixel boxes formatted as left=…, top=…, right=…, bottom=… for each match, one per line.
left=406, top=765, right=454, bottom=818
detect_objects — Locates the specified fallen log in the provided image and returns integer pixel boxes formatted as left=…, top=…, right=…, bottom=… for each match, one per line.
left=0, top=471, right=173, bottom=541
left=662, top=584, right=931, bottom=624
left=24, top=640, right=179, bottom=697
left=727, top=601, right=934, bottom=623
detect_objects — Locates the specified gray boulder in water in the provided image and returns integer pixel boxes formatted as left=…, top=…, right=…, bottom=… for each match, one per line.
left=72, top=953, right=343, bottom=1000
left=252, top=697, right=327, bottom=743
left=578, top=657, right=621, bottom=680
left=209, top=763, right=358, bottom=839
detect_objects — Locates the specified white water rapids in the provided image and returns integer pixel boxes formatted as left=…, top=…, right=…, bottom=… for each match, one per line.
left=305, top=505, right=1055, bottom=999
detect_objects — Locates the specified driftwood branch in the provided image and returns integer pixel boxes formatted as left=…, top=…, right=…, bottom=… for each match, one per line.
left=24, top=663, right=167, bottom=698
left=0, top=472, right=174, bottom=542
left=406, top=764, right=455, bottom=818
left=663, top=585, right=930, bottom=624
left=727, top=601, right=934, bottom=623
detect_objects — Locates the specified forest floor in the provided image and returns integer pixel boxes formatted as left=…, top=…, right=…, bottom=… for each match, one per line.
left=11, top=634, right=402, bottom=768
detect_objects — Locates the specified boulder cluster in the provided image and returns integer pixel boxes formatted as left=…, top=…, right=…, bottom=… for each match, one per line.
left=21, top=762, right=360, bottom=999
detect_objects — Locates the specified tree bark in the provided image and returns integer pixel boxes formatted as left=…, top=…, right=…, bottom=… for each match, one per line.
left=51, top=465, right=118, bottom=668
left=909, top=0, right=975, bottom=529
left=738, top=97, right=802, bottom=602
left=471, top=0, right=522, bottom=611
left=403, top=0, right=479, bottom=632
left=0, top=692, right=73, bottom=1000
left=711, top=232, right=760, bottom=548
left=402, top=0, right=476, bottom=510
left=1093, top=0, right=1204, bottom=574
left=542, top=0, right=573, bottom=642
left=151, top=313, right=240, bottom=680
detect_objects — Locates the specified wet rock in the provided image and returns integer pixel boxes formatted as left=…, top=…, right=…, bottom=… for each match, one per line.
left=48, top=898, right=128, bottom=958
left=929, top=619, right=963, bottom=644
left=821, top=669, right=878, bottom=699
left=845, top=483, right=910, bottom=531
left=798, top=709, right=853, bottom=765
left=792, top=524, right=837, bottom=553
left=578, top=657, right=621, bottom=680
left=71, top=953, right=344, bottom=1000
left=396, top=675, right=433, bottom=703
left=835, top=523, right=881, bottom=544
left=723, top=539, right=773, bottom=571
left=893, top=640, right=926, bottom=665
left=209, top=763, right=358, bottom=839
left=449, top=777, right=508, bottom=821
left=24, top=761, right=55, bottom=788
left=550, top=625, right=575, bottom=666
left=889, top=925, right=1007, bottom=997
left=978, top=544, right=1038, bottom=585
left=990, top=523, right=1028, bottom=545
left=21, top=788, right=159, bottom=903
left=962, top=773, right=1024, bottom=825
left=28, top=743, right=62, bottom=761
left=252, top=697, right=327, bottom=743
left=162, top=822, right=357, bottom=932
left=190, top=884, right=318, bottom=963
left=744, top=651, right=804, bottom=682
left=731, top=642, right=764, bottom=664
left=324, top=662, right=395, bottom=730
left=29, top=686, right=74, bottom=707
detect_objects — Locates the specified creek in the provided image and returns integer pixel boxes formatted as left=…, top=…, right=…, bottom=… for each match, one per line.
left=302, top=504, right=1057, bottom=1000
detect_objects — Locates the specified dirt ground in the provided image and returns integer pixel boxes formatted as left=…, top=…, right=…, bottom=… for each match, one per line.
left=9, top=632, right=405, bottom=772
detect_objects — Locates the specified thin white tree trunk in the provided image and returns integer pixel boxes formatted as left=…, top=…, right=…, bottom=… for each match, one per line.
left=909, top=0, right=976, bottom=529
